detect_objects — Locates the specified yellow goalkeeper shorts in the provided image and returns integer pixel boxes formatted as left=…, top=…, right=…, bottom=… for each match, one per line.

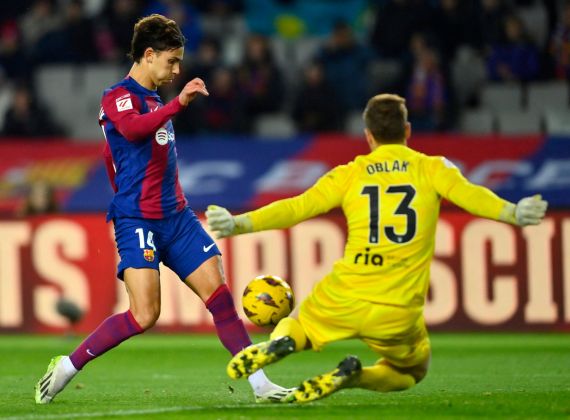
left=298, top=274, right=430, bottom=369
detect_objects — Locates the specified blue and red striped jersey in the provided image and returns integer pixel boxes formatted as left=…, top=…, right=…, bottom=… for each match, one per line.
left=99, top=77, right=187, bottom=220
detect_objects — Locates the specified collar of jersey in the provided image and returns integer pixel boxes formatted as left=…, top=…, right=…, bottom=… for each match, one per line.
left=372, top=143, right=409, bottom=154
left=125, top=76, right=158, bottom=96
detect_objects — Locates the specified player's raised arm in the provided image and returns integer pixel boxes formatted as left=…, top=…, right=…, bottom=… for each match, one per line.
left=429, top=157, right=548, bottom=226
left=101, top=78, right=208, bottom=142
left=178, top=77, right=209, bottom=106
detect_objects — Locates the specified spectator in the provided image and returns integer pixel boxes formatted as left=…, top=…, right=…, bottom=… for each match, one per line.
left=0, top=1, right=34, bottom=21
left=477, top=0, right=513, bottom=49
left=19, top=0, right=64, bottom=64
left=18, top=180, right=59, bottom=217
left=19, top=0, right=62, bottom=50
left=186, top=36, right=223, bottom=86
left=32, top=0, right=99, bottom=64
left=59, top=0, right=99, bottom=63
left=2, top=83, right=64, bottom=137
left=549, top=1, right=570, bottom=79
left=97, top=0, right=143, bottom=63
left=369, top=0, right=433, bottom=60
left=406, top=34, right=448, bottom=131
left=145, top=0, right=203, bottom=53
left=158, top=36, right=223, bottom=104
left=486, top=14, right=540, bottom=82
left=433, top=0, right=481, bottom=62
left=177, top=67, right=245, bottom=135
left=236, top=34, right=284, bottom=130
left=315, top=20, right=373, bottom=113
left=292, top=62, right=343, bottom=132
left=0, top=21, right=30, bottom=81
left=196, top=0, right=246, bottom=39
left=194, top=0, right=244, bottom=15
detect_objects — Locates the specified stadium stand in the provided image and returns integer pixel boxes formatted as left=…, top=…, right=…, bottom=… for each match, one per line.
left=1, top=0, right=568, bottom=138
left=527, top=80, right=569, bottom=112
left=496, top=110, right=542, bottom=134
left=253, top=112, right=297, bottom=138
left=459, top=109, right=495, bottom=134
left=544, top=109, right=570, bottom=135
left=480, top=83, right=524, bottom=113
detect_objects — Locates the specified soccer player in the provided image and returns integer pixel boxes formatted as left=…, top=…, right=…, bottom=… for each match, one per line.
left=35, top=14, right=288, bottom=404
left=206, top=94, right=548, bottom=403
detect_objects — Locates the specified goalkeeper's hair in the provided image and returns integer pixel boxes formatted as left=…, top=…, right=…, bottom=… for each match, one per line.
left=363, top=94, right=407, bottom=144
left=128, top=14, right=186, bottom=63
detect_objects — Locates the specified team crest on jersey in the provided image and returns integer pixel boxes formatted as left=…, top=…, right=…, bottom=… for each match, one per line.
left=143, top=249, right=155, bottom=262
left=116, top=94, right=133, bottom=112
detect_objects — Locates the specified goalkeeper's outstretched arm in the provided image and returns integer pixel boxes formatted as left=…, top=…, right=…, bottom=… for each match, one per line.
left=497, top=194, right=548, bottom=226
left=207, top=165, right=348, bottom=238
left=432, top=158, right=548, bottom=227
left=206, top=186, right=338, bottom=239
left=206, top=205, right=253, bottom=239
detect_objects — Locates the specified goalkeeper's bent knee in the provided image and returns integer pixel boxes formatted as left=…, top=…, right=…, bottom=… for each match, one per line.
left=357, top=364, right=416, bottom=392
left=270, top=317, right=307, bottom=351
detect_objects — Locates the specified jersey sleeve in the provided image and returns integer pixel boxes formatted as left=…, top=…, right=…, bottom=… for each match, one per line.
left=101, top=87, right=184, bottom=141
left=247, top=163, right=353, bottom=231
left=428, top=156, right=511, bottom=220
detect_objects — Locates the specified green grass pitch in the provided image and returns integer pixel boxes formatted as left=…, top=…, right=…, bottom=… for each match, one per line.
left=1, top=333, right=569, bottom=419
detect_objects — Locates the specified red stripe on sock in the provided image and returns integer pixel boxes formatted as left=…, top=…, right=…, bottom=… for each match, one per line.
left=126, top=309, right=144, bottom=333
left=206, top=284, right=252, bottom=355
left=205, top=284, right=228, bottom=307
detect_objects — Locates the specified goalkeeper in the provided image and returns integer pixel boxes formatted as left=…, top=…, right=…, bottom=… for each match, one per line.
left=206, top=94, right=548, bottom=404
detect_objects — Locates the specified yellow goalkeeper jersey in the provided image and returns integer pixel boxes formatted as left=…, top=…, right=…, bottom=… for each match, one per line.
left=246, top=144, right=510, bottom=308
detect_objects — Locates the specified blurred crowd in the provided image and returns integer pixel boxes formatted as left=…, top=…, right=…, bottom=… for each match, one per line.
left=0, top=0, right=568, bottom=138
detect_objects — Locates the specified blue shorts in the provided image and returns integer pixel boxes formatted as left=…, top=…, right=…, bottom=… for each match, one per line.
left=113, top=208, right=221, bottom=280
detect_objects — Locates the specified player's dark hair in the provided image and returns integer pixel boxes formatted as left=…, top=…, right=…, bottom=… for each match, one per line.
left=363, top=94, right=407, bottom=144
left=128, top=14, right=186, bottom=63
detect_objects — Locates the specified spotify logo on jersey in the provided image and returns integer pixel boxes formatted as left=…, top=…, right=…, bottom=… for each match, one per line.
left=155, top=127, right=174, bottom=145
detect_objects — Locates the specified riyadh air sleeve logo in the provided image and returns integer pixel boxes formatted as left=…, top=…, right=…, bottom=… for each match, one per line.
left=115, top=94, right=133, bottom=112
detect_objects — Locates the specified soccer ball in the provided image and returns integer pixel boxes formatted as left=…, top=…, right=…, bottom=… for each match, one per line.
left=242, top=275, right=294, bottom=327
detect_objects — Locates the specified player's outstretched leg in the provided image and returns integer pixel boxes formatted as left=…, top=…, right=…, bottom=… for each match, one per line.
left=35, top=356, right=77, bottom=404
left=286, top=355, right=362, bottom=404
left=227, top=336, right=296, bottom=379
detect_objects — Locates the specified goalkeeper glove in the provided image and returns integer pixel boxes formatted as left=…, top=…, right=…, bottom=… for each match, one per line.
left=500, top=194, right=548, bottom=227
left=205, top=205, right=253, bottom=239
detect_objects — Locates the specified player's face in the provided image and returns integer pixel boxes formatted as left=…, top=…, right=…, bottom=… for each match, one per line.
left=151, top=47, right=184, bottom=87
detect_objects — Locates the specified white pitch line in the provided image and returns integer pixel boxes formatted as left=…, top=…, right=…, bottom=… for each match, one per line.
left=3, top=403, right=296, bottom=420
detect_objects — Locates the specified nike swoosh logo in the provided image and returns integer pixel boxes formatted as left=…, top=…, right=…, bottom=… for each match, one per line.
left=86, top=349, right=95, bottom=356
left=203, top=243, right=215, bottom=252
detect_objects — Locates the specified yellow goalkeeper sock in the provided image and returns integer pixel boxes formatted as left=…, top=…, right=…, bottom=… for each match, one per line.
left=270, top=317, right=307, bottom=351
left=355, top=363, right=416, bottom=392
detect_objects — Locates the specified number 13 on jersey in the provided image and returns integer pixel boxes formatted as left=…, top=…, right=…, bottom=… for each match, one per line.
left=361, top=184, right=417, bottom=244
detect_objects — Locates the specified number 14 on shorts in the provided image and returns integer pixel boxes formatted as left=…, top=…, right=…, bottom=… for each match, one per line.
left=135, top=228, right=156, bottom=251
left=135, top=228, right=156, bottom=262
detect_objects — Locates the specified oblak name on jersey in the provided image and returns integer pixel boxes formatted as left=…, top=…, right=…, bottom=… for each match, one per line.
left=366, top=160, right=409, bottom=175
